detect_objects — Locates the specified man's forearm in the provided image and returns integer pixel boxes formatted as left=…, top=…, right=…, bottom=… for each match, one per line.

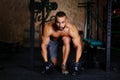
left=62, top=44, right=70, bottom=65
left=41, top=44, right=48, bottom=62
left=76, top=46, right=82, bottom=63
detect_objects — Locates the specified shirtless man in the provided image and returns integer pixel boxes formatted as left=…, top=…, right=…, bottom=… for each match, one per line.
left=41, top=11, right=82, bottom=75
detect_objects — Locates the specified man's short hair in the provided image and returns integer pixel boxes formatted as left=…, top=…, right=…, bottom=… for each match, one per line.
left=55, top=11, right=66, bottom=18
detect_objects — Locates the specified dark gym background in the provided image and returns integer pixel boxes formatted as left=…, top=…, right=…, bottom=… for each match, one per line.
left=0, top=0, right=120, bottom=80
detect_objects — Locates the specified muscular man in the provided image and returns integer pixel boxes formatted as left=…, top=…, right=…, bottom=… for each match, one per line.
left=41, top=11, right=82, bottom=75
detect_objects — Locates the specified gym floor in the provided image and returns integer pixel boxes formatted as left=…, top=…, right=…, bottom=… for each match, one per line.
left=0, top=43, right=120, bottom=80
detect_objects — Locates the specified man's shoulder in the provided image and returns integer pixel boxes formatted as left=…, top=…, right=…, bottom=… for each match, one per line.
left=43, top=21, right=55, bottom=34
left=67, top=22, right=79, bottom=34
left=44, top=21, right=54, bottom=29
left=66, top=22, right=76, bottom=29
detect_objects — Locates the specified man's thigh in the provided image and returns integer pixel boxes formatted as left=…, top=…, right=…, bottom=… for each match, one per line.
left=48, top=40, right=59, bottom=59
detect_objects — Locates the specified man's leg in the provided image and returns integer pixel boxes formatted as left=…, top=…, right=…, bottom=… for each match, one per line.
left=41, top=40, right=58, bottom=74
left=61, top=37, right=70, bottom=74
left=69, top=47, right=82, bottom=76
left=48, top=40, right=59, bottom=66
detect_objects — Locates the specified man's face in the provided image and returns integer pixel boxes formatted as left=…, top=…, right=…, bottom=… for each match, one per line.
left=56, top=16, right=66, bottom=31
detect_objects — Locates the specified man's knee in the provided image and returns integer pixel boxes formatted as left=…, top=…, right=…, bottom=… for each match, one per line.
left=62, top=37, right=71, bottom=44
left=51, top=57, right=57, bottom=66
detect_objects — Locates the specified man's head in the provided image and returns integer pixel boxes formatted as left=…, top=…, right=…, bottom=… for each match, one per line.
left=55, top=11, right=67, bottom=31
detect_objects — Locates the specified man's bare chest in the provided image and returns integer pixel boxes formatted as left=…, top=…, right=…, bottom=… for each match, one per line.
left=51, top=29, right=70, bottom=39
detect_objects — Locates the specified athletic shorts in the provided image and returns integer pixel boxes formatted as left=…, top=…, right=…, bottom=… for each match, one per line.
left=48, top=40, right=59, bottom=60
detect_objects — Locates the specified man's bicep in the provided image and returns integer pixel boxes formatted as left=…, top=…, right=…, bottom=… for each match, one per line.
left=42, top=24, right=51, bottom=45
left=71, top=29, right=82, bottom=46
left=72, top=37, right=81, bottom=47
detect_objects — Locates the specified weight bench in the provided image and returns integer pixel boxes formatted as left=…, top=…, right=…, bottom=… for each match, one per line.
left=83, top=38, right=103, bottom=68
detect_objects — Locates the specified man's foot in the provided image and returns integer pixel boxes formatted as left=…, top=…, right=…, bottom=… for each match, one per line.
left=41, top=62, right=54, bottom=74
left=70, top=62, right=80, bottom=76
left=61, top=64, right=69, bottom=75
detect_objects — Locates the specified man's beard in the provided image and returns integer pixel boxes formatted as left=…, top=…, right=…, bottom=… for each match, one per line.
left=58, top=26, right=65, bottom=31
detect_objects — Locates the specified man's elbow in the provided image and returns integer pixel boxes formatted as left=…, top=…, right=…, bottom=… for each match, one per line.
left=76, top=44, right=82, bottom=51
left=41, top=43, right=47, bottom=49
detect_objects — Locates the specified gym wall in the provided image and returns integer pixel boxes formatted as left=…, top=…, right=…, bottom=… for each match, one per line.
left=0, top=0, right=107, bottom=47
